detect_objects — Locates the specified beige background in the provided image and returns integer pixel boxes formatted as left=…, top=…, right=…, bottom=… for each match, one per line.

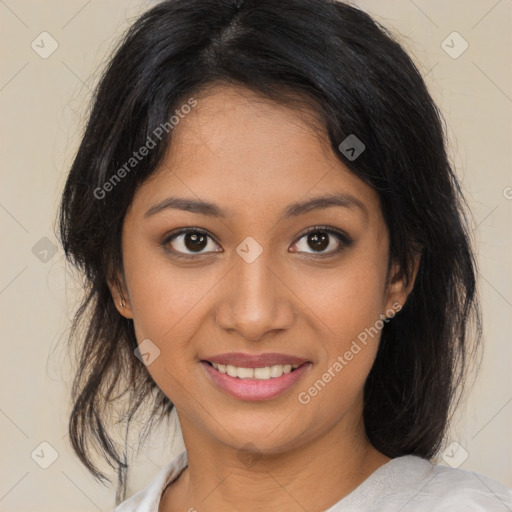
left=1, top=1, right=511, bottom=510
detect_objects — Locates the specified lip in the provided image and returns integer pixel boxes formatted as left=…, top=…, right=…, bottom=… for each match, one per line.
left=201, top=352, right=310, bottom=368
left=201, top=360, right=312, bottom=401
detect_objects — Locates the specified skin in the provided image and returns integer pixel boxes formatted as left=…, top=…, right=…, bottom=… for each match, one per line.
left=109, top=83, right=420, bottom=512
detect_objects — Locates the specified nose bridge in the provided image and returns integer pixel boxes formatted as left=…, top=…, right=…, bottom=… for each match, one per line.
left=238, top=247, right=275, bottom=305
left=215, top=240, right=295, bottom=340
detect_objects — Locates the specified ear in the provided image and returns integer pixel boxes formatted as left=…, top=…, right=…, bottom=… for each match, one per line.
left=107, top=271, right=134, bottom=319
left=383, top=249, right=422, bottom=316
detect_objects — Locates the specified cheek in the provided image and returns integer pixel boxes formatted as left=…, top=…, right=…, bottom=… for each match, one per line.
left=295, top=263, right=386, bottom=419
left=296, top=249, right=387, bottom=397
left=122, top=242, right=214, bottom=343
left=309, top=256, right=387, bottom=342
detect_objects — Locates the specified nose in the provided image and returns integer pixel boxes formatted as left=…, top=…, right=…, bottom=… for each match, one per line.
left=215, top=250, right=296, bottom=342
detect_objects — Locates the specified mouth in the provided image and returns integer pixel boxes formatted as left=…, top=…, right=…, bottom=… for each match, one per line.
left=200, top=360, right=312, bottom=401
left=201, top=360, right=306, bottom=380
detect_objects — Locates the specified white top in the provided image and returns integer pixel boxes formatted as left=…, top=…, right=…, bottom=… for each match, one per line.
left=112, top=449, right=512, bottom=511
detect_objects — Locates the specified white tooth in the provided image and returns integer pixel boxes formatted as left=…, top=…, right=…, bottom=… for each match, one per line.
left=226, top=364, right=238, bottom=377
left=254, top=366, right=271, bottom=379
left=237, top=367, right=254, bottom=379
left=213, top=363, right=300, bottom=379
left=269, top=365, right=284, bottom=378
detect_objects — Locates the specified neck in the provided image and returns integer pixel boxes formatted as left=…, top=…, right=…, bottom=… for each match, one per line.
left=160, top=407, right=390, bottom=512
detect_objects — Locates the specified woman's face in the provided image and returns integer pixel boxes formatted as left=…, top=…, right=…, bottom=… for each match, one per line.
left=112, top=84, right=411, bottom=454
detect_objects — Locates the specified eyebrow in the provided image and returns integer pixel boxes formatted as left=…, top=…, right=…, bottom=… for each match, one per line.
left=144, top=192, right=368, bottom=221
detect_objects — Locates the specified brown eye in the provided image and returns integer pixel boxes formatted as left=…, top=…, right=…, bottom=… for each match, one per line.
left=306, top=231, right=330, bottom=251
left=182, top=232, right=208, bottom=251
left=291, top=226, right=352, bottom=256
left=163, top=229, right=220, bottom=259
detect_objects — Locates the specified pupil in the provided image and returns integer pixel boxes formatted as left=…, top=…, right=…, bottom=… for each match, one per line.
left=309, top=231, right=328, bottom=251
left=185, top=232, right=207, bottom=252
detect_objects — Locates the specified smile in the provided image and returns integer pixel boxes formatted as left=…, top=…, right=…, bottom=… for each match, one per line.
left=207, top=361, right=302, bottom=379
left=201, top=361, right=311, bottom=401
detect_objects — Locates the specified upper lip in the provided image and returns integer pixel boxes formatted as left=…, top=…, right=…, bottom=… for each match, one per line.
left=202, top=352, right=310, bottom=368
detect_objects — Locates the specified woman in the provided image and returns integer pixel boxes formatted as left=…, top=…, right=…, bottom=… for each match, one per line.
left=57, top=0, right=512, bottom=510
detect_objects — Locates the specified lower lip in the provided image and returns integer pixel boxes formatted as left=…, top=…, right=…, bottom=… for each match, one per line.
left=201, top=361, right=311, bottom=401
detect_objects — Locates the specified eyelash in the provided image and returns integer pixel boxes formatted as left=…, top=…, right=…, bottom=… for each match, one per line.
left=161, top=225, right=353, bottom=261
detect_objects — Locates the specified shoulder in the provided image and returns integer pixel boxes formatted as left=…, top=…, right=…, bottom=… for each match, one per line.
left=111, top=450, right=188, bottom=512
left=380, top=455, right=512, bottom=511
left=334, top=454, right=512, bottom=512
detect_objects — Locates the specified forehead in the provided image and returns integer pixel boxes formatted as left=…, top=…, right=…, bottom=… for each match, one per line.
left=129, top=84, right=383, bottom=228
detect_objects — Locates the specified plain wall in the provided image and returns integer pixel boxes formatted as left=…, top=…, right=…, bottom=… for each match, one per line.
left=1, top=1, right=511, bottom=510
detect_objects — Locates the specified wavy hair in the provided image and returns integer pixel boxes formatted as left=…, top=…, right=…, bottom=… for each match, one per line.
left=57, top=0, right=482, bottom=504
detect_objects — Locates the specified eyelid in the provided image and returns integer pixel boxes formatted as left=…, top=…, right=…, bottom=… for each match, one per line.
left=161, top=225, right=352, bottom=259
left=296, top=225, right=351, bottom=244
